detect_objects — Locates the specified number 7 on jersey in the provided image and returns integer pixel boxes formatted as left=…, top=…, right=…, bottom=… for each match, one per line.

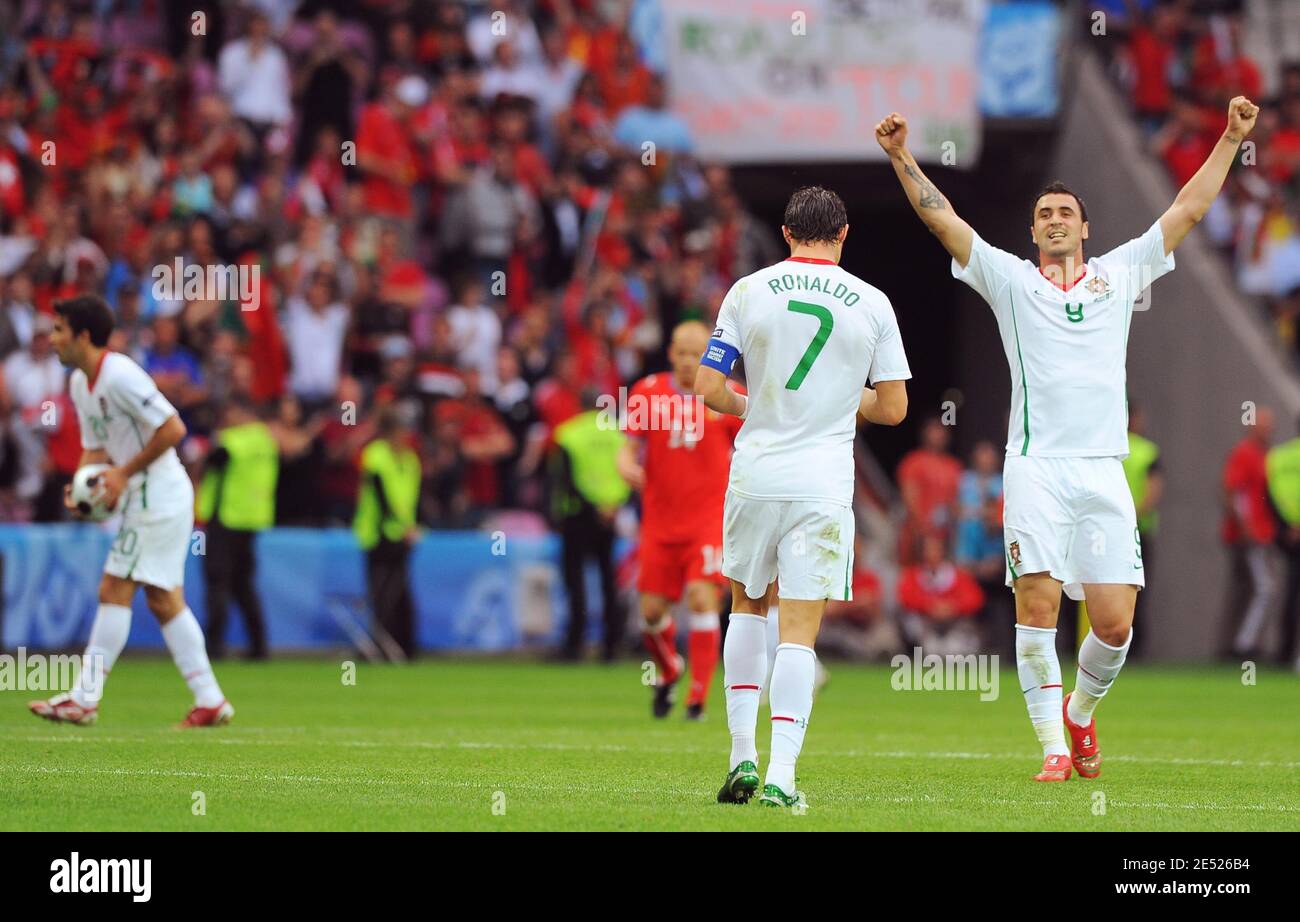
left=785, top=300, right=834, bottom=390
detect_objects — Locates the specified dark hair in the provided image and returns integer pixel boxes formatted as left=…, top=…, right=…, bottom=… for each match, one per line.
left=783, top=186, right=848, bottom=244
left=1032, top=180, right=1088, bottom=224
left=54, top=295, right=114, bottom=347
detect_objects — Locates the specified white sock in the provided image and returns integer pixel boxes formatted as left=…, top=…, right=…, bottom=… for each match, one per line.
left=763, top=605, right=780, bottom=690
left=72, top=603, right=132, bottom=707
left=1015, top=624, right=1068, bottom=757
left=723, top=613, right=766, bottom=769
left=162, top=608, right=225, bottom=708
left=766, top=642, right=816, bottom=793
left=1068, top=628, right=1132, bottom=726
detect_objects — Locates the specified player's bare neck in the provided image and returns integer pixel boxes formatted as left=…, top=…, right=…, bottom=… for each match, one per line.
left=1037, top=251, right=1086, bottom=291
left=787, top=242, right=840, bottom=265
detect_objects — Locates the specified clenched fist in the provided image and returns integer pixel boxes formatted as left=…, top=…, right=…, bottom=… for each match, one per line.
left=875, top=112, right=909, bottom=156
left=1226, top=96, right=1259, bottom=141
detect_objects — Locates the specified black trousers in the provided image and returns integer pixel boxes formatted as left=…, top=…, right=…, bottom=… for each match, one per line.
left=1278, top=539, right=1300, bottom=663
left=367, top=538, right=415, bottom=659
left=204, top=524, right=268, bottom=659
left=560, top=509, right=623, bottom=658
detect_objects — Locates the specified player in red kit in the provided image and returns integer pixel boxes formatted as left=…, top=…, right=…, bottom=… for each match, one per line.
left=618, top=321, right=742, bottom=720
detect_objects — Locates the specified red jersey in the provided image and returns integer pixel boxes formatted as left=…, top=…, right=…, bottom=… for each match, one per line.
left=626, top=372, right=742, bottom=544
left=898, top=563, right=984, bottom=618
left=1222, top=437, right=1276, bottom=545
left=897, top=448, right=963, bottom=528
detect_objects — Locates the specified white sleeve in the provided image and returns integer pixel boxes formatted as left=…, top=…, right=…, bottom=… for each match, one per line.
left=869, top=301, right=912, bottom=384
left=1098, top=220, right=1176, bottom=290
left=109, top=361, right=178, bottom=435
left=951, top=232, right=1023, bottom=309
left=711, top=279, right=744, bottom=351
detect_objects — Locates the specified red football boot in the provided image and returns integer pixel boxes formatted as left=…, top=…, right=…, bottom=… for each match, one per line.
left=29, top=693, right=98, bottom=725
left=178, top=700, right=235, bottom=728
left=1033, top=752, right=1073, bottom=782
left=1063, top=692, right=1101, bottom=779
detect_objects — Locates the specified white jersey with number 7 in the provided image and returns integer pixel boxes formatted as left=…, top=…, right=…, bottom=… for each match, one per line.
left=706, top=256, right=911, bottom=507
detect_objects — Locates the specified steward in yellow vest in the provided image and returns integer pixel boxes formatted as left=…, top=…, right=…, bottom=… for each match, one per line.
left=353, top=401, right=422, bottom=659
left=549, top=405, right=629, bottom=662
left=1266, top=432, right=1300, bottom=663
left=198, top=399, right=278, bottom=659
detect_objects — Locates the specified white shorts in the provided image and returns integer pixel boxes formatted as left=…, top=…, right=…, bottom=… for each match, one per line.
left=103, top=476, right=194, bottom=591
left=1002, top=455, right=1143, bottom=601
left=722, top=492, right=856, bottom=601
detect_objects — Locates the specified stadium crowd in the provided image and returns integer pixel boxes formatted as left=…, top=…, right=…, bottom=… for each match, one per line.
left=1100, top=0, right=1300, bottom=358
left=0, top=0, right=787, bottom=530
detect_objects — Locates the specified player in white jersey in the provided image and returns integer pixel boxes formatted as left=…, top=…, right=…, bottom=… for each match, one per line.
left=878, top=97, right=1259, bottom=781
left=28, top=295, right=234, bottom=728
left=695, top=187, right=911, bottom=808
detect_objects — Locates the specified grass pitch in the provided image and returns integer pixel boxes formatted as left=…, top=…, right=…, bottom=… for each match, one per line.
left=1, top=658, right=1297, bottom=831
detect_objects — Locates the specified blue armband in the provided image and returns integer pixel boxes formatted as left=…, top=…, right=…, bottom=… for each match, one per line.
left=700, top=338, right=740, bottom=374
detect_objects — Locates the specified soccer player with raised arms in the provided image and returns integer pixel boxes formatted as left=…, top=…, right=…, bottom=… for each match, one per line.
left=876, top=97, right=1258, bottom=781
left=696, top=187, right=911, bottom=808
left=29, top=295, right=234, bottom=728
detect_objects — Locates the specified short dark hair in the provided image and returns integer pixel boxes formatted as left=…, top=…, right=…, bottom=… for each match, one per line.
left=1032, top=180, right=1088, bottom=224
left=54, top=295, right=114, bottom=347
left=783, top=186, right=848, bottom=244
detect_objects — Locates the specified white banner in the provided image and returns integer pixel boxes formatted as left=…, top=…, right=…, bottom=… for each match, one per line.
left=663, top=0, right=985, bottom=165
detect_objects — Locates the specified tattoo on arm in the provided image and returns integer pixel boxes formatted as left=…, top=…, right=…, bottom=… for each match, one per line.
left=1224, top=132, right=1241, bottom=144
left=903, top=161, right=947, bottom=210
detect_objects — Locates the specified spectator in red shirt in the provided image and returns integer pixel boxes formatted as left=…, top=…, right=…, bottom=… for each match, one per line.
left=434, top=366, right=516, bottom=512
left=898, top=534, right=985, bottom=657
left=1191, top=15, right=1262, bottom=105
left=1152, top=97, right=1219, bottom=188
left=1222, top=406, right=1279, bottom=657
left=355, top=75, right=426, bottom=223
left=533, top=349, right=583, bottom=438
left=896, top=417, right=963, bottom=565
left=596, top=34, right=652, bottom=116
left=1129, top=2, right=1184, bottom=131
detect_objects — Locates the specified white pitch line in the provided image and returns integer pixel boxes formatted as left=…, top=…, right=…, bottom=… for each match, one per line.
left=2, top=764, right=1297, bottom=815
left=10, top=733, right=1300, bottom=771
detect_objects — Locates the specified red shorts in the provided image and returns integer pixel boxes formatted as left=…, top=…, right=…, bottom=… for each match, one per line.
left=637, top=535, right=726, bottom=600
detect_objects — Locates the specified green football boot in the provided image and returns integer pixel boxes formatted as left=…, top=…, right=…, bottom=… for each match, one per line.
left=716, top=761, right=760, bottom=804
left=758, top=783, right=807, bottom=811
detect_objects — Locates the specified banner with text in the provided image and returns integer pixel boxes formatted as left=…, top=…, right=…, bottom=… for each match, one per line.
left=663, top=0, right=985, bottom=165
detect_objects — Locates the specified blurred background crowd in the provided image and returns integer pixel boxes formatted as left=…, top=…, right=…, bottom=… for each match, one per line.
left=0, top=0, right=782, bottom=534
left=1097, top=0, right=1300, bottom=357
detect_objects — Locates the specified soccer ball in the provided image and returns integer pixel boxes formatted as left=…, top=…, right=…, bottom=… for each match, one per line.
left=70, top=464, right=117, bottom=522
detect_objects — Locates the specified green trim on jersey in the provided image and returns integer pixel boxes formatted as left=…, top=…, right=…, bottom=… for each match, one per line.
left=1007, top=291, right=1030, bottom=455
left=127, top=416, right=149, bottom=509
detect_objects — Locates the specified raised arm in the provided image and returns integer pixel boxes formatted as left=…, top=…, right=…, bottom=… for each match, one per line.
left=1159, top=96, right=1258, bottom=255
left=876, top=112, right=975, bottom=268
